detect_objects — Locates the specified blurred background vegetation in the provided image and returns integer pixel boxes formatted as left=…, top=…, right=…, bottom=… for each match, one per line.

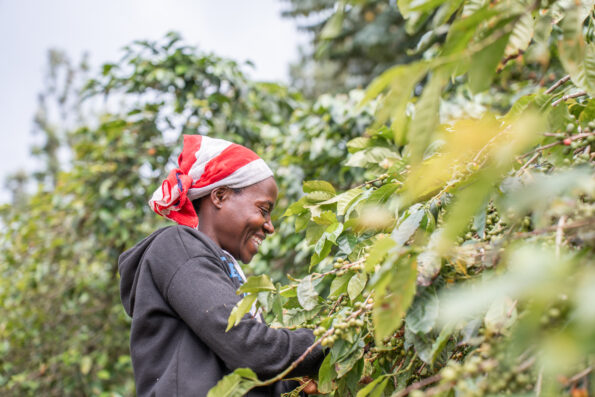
left=1, top=0, right=594, bottom=396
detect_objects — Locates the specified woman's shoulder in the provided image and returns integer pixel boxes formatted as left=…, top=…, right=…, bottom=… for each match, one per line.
left=149, top=225, right=223, bottom=262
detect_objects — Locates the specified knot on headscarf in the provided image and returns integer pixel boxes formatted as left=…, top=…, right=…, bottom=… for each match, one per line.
left=149, top=135, right=273, bottom=228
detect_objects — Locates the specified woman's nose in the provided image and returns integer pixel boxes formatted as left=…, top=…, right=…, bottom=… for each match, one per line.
left=264, top=219, right=274, bottom=234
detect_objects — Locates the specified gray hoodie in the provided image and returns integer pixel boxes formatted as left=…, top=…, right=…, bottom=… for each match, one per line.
left=118, top=225, right=324, bottom=396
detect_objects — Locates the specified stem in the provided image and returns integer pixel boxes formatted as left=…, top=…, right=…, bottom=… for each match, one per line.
left=393, top=374, right=442, bottom=397
left=256, top=295, right=372, bottom=387
left=544, top=75, right=570, bottom=94
left=515, top=218, right=594, bottom=238
left=566, top=366, right=592, bottom=385
left=497, top=49, right=524, bottom=72
left=555, top=216, right=566, bottom=259
left=552, top=91, right=588, bottom=107
left=517, top=152, right=539, bottom=174
left=519, top=132, right=595, bottom=159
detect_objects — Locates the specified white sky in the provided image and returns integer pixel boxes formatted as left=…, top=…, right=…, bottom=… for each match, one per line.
left=0, top=0, right=307, bottom=202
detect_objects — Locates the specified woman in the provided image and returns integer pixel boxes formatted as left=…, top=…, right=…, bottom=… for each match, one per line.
left=118, top=135, right=324, bottom=396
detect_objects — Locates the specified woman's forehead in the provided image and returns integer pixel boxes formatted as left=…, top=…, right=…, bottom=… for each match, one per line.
left=242, top=177, right=278, bottom=203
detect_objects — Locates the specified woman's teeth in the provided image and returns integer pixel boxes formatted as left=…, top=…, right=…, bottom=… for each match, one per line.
left=252, top=236, right=262, bottom=246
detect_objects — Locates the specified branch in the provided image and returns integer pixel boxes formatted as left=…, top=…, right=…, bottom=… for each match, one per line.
left=497, top=49, right=524, bottom=72
left=393, top=374, right=442, bottom=397
left=552, top=91, right=588, bottom=107
left=545, top=75, right=570, bottom=94
left=555, top=216, right=566, bottom=258
left=518, top=132, right=595, bottom=159
left=567, top=366, right=592, bottom=385
left=257, top=295, right=372, bottom=387
left=515, top=218, right=594, bottom=238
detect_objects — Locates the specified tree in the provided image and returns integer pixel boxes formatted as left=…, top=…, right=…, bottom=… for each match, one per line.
left=281, top=0, right=427, bottom=97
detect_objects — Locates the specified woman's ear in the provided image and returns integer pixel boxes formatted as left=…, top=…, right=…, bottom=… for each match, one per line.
left=210, top=187, right=231, bottom=209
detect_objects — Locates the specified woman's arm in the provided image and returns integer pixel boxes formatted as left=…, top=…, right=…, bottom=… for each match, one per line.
left=163, top=256, right=324, bottom=380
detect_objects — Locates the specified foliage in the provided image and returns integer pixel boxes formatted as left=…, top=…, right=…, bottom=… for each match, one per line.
left=216, top=0, right=595, bottom=396
left=281, top=0, right=427, bottom=97
left=0, top=33, right=371, bottom=395
left=2, top=0, right=595, bottom=394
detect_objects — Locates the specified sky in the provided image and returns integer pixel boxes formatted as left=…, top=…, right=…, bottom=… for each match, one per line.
left=0, top=0, right=307, bottom=202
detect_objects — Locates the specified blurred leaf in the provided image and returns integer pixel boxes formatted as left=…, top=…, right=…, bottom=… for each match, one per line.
left=237, top=275, right=276, bottom=294
left=558, top=6, right=595, bottom=95
left=226, top=295, right=257, bottom=331
left=297, top=275, right=319, bottom=310
left=392, top=204, right=425, bottom=247
left=469, top=33, right=510, bottom=93
left=206, top=368, right=258, bottom=397
left=348, top=272, right=367, bottom=301
left=373, top=257, right=417, bottom=343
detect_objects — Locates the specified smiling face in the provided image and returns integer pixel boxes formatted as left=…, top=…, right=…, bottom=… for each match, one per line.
left=214, top=177, right=278, bottom=263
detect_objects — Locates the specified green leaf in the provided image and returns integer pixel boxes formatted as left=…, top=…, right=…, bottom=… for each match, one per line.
left=484, top=297, right=518, bottom=334
left=408, top=68, right=447, bottom=162
left=347, top=137, right=371, bottom=153
left=226, top=295, right=257, bottom=331
left=404, top=326, right=433, bottom=364
left=206, top=368, right=258, bottom=397
left=335, top=344, right=364, bottom=377
left=345, top=147, right=401, bottom=168
left=303, top=180, right=336, bottom=195
left=406, top=289, right=439, bottom=334
left=365, top=237, right=397, bottom=272
left=347, top=272, right=368, bottom=301
left=306, top=191, right=334, bottom=202
left=505, top=13, right=534, bottom=57
left=373, top=257, right=417, bottom=343
left=469, top=33, right=510, bottom=94
left=356, top=375, right=390, bottom=397
left=320, top=3, right=345, bottom=40
left=416, top=230, right=443, bottom=286
left=366, top=183, right=400, bottom=204
left=317, top=353, right=336, bottom=394
left=283, top=307, right=322, bottom=327
left=337, top=188, right=364, bottom=216
left=430, top=325, right=453, bottom=364
left=558, top=6, right=595, bottom=95
left=237, top=275, right=275, bottom=294
left=283, top=197, right=308, bottom=217
left=272, top=289, right=284, bottom=324
left=392, top=204, right=425, bottom=247
left=312, top=211, right=337, bottom=226
left=297, top=275, right=319, bottom=310
left=330, top=273, right=352, bottom=298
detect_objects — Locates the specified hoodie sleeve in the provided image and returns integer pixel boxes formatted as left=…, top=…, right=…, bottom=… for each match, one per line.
left=162, top=256, right=324, bottom=380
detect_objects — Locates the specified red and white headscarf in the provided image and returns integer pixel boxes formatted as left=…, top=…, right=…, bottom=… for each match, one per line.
left=149, top=135, right=273, bottom=228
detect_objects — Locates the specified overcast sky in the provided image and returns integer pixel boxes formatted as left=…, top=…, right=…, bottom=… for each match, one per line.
left=0, top=0, right=307, bottom=202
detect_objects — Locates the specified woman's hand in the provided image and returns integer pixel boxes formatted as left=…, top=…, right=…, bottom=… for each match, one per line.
left=299, top=377, right=321, bottom=394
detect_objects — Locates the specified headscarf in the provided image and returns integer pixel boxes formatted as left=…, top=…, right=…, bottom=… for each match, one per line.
left=149, top=135, right=273, bottom=228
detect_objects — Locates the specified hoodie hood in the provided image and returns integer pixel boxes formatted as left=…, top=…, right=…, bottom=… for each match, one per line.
left=118, top=227, right=170, bottom=316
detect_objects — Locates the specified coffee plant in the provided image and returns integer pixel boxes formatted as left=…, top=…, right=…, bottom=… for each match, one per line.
left=213, top=0, right=595, bottom=395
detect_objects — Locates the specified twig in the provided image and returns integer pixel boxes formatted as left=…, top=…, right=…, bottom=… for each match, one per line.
left=393, top=374, right=442, bottom=397
left=555, top=216, right=566, bottom=258
left=256, top=294, right=372, bottom=387
left=497, top=49, right=524, bottom=72
left=535, top=369, right=543, bottom=396
left=545, top=75, right=570, bottom=94
left=518, top=152, right=539, bottom=174
left=552, top=91, right=588, bottom=106
left=516, top=356, right=536, bottom=373
left=518, top=132, right=595, bottom=159
left=515, top=218, right=594, bottom=238
left=565, top=366, right=592, bottom=385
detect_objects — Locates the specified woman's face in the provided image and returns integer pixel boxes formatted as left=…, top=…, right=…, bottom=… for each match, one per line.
left=217, top=177, right=278, bottom=263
